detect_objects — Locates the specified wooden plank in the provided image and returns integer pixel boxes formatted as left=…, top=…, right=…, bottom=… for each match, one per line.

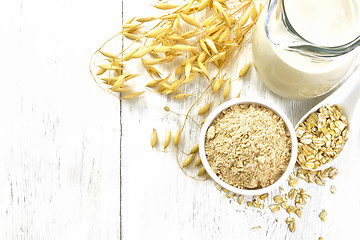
left=0, top=0, right=122, bottom=239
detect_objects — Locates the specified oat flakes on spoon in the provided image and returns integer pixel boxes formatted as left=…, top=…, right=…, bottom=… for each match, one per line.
left=295, top=66, right=360, bottom=170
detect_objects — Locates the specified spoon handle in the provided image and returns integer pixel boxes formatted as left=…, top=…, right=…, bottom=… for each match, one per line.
left=331, top=63, right=360, bottom=121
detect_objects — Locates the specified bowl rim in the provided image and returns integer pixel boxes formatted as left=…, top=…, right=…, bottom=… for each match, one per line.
left=199, top=97, right=298, bottom=196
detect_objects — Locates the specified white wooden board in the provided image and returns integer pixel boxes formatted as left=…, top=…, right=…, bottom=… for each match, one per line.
left=0, top=0, right=359, bottom=239
left=0, top=0, right=121, bottom=239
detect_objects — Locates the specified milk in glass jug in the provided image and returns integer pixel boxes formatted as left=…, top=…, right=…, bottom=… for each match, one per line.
left=252, top=0, right=360, bottom=99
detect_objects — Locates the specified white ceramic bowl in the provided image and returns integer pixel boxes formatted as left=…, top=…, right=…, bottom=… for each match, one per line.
left=199, top=98, right=298, bottom=196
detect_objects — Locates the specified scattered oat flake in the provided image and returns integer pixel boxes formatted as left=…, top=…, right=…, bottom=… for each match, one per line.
left=286, top=217, right=296, bottom=232
left=320, top=209, right=327, bottom=222
left=330, top=185, right=336, bottom=194
left=286, top=206, right=297, bottom=214
left=289, top=221, right=296, bottom=232
left=150, top=128, right=158, bottom=148
left=251, top=226, right=261, bottom=231
left=260, top=193, right=269, bottom=200
left=288, top=178, right=299, bottom=187
left=221, top=189, right=230, bottom=194
left=269, top=204, right=280, bottom=212
left=237, top=195, right=244, bottom=205
left=274, top=195, right=284, bottom=203
left=225, top=193, right=232, bottom=198
left=281, top=201, right=288, bottom=209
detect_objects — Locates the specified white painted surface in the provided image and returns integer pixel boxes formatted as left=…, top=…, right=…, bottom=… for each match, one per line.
left=0, top=0, right=360, bottom=239
left=0, top=0, right=121, bottom=239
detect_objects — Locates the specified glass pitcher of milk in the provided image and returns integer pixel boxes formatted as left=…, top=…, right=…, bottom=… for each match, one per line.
left=252, top=0, right=360, bottom=99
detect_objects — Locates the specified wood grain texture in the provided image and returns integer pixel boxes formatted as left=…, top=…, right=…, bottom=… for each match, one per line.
left=0, top=0, right=121, bottom=239
left=0, top=0, right=360, bottom=239
left=119, top=0, right=360, bottom=240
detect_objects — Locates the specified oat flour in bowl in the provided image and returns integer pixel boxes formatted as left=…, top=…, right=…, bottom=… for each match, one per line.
left=205, top=104, right=292, bottom=189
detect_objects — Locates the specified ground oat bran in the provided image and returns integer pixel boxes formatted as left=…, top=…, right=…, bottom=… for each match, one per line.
left=205, top=104, right=292, bottom=189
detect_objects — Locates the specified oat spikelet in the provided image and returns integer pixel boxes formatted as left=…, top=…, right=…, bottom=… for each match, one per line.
left=198, top=166, right=206, bottom=176
left=199, top=39, right=211, bottom=56
left=239, top=62, right=251, bottom=77
left=185, top=62, right=192, bottom=79
left=183, top=154, right=196, bottom=167
left=99, top=64, right=121, bottom=70
left=251, top=4, right=258, bottom=21
left=142, top=58, right=163, bottom=65
left=136, top=16, right=157, bottom=22
left=170, top=45, right=196, bottom=52
left=240, top=7, right=251, bottom=26
left=146, top=79, right=163, bottom=88
left=183, top=0, right=195, bottom=13
left=198, top=62, right=209, bottom=78
left=123, top=46, right=141, bottom=61
left=174, top=129, right=181, bottom=146
left=124, top=73, right=140, bottom=81
left=121, top=91, right=145, bottom=100
left=180, top=13, right=201, bottom=28
left=172, top=15, right=181, bottom=31
left=154, top=3, right=179, bottom=10
left=223, top=80, right=231, bottom=99
left=174, top=93, right=193, bottom=100
left=164, top=130, right=171, bottom=149
left=212, top=77, right=226, bottom=93
left=145, top=27, right=170, bottom=38
left=151, top=128, right=158, bottom=148
left=205, top=38, right=219, bottom=54
left=132, top=46, right=156, bottom=58
left=100, top=51, right=118, bottom=59
left=96, top=68, right=106, bottom=75
left=193, top=156, right=201, bottom=166
left=112, top=75, right=127, bottom=89
left=125, top=16, right=136, bottom=24
left=112, top=87, right=133, bottom=93
left=198, top=0, right=212, bottom=11
left=198, top=101, right=213, bottom=115
left=122, top=23, right=141, bottom=29
left=213, top=1, right=225, bottom=14
left=190, top=144, right=199, bottom=154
